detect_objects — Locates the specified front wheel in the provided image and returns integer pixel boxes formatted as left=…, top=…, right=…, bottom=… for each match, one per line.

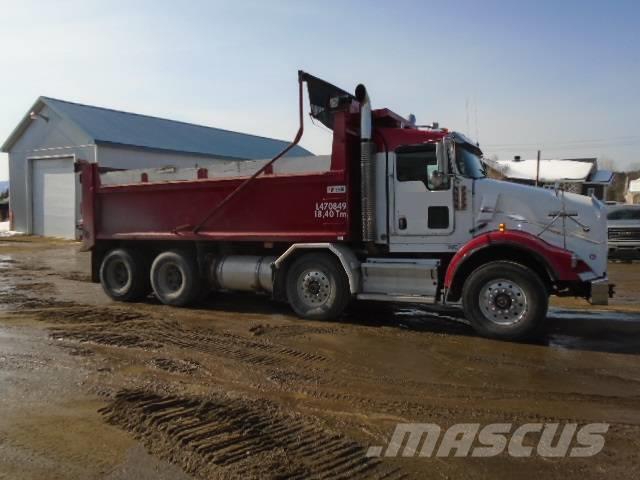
left=285, top=253, right=351, bottom=321
left=462, top=261, right=548, bottom=340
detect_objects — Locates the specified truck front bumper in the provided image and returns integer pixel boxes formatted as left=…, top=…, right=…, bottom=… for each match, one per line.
left=590, top=277, right=611, bottom=305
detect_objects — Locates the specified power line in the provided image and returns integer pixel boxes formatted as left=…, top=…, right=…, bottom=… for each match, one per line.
left=484, top=135, right=640, bottom=148
left=485, top=141, right=640, bottom=152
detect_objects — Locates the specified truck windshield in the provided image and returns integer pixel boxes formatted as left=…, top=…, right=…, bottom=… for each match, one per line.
left=455, top=145, right=486, bottom=179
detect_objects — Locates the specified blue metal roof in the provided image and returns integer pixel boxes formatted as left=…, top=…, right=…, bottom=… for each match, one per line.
left=588, top=169, right=614, bottom=184
left=39, top=97, right=312, bottom=159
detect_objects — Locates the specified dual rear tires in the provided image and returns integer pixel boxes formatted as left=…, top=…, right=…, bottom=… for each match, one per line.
left=100, top=249, right=202, bottom=306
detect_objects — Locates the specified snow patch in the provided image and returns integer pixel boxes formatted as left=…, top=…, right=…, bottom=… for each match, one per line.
left=0, top=221, right=20, bottom=237
left=629, top=178, right=640, bottom=193
left=491, top=159, right=593, bottom=183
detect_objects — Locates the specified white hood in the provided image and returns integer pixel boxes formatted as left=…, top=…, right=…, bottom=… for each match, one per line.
left=473, top=179, right=608, bottom=277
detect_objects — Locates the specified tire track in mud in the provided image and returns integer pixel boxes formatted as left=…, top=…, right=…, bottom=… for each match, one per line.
left=50, top=317, right=329, bottom=370
left=100, top=389, right=407, bottom=480
left=261, top=366, right=639, bottom=427
left=0, top=290, right=75, bottom=311
left=41, top=302, right=629, bottom=427
left=43, top=309, right=159, bottom=349
left=150, top=357, right=202, bottom=374
left=42, top=307, right=639, bottom=424
left=153, top=326, right=327, bottom=367
left=29, top=305, right=145, bottom=324
left=46, top=313, right=565, bottom=423
left=50, top=328, right=163, bottom=349
left=253, top=324, right=343, bottom=338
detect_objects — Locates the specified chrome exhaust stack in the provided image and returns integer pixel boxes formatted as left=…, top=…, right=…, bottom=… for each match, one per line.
left=355, top=84, right=376, bottom=242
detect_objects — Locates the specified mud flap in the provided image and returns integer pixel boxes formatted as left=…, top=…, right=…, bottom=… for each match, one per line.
left=590, top=279, right=610, bottom=305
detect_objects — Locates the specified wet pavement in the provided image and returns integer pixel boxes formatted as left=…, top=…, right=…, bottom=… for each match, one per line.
left=1, top=237, right=640, bottom=479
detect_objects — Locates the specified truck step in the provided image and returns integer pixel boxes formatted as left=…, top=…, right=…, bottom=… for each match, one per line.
left=356, top=293, right=436, bottom=304
left=360, top=258, right=439, bottom=299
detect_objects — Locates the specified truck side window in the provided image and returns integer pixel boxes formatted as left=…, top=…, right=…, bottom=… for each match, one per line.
left=396, top=150, right=449, bottom=190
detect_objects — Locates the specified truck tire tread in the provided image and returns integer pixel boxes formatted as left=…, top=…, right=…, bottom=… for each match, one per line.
left=462, top=260, right=548, bottom=340
left=285, top=252, right=350, bottom=321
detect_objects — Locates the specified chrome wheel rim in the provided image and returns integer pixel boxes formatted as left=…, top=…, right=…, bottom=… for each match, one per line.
left=297, top=269, right=331, bottom=308
left=479, top=278, right=527, bottom=326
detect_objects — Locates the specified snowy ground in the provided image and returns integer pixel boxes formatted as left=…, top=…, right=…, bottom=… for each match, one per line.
left=0, top=221, right=18, bottom=237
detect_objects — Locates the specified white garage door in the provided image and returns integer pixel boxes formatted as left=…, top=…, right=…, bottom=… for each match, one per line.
left=32, top=158, right=76, bottom=238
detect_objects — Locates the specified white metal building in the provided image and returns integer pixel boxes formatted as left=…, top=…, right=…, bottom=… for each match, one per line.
left=1, top=97, right=311, bottom=239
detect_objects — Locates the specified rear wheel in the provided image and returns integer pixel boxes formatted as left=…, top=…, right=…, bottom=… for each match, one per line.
left=462, top=261, right=548, bottom=340
left=285, top=253, right=351, bottom=321
left=150, top=250, right=201, bottom=307
left=99, top=248, right=150, bottom=302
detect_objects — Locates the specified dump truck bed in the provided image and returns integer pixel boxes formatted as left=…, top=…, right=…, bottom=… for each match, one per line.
left=80, top=161, right=352, bottom=248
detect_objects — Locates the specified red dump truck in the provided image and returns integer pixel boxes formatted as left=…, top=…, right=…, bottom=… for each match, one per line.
left=80, top=71, right=610, bottom=340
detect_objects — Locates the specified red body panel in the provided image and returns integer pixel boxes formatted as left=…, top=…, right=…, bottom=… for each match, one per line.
left=374, top=127, right=447, bottom=152
left=83, top=168, right=351, bottom=244
left=444, top=230, right=583, bottom=289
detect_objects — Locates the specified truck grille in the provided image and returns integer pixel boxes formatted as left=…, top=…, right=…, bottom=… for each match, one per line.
left=608, top=228, right=640, bottom=241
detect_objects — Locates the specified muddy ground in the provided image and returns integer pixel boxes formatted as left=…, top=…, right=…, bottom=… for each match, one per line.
left=1, top=237, right=640, bottom=479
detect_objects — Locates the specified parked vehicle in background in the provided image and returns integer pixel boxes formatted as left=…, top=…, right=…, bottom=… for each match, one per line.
left=607, top=204, right=640, bottom=259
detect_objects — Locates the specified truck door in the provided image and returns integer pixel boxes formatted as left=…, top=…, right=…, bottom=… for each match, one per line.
left=391, top=143, right=454, bottom=239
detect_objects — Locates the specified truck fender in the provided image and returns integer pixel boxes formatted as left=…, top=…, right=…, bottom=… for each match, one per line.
left=444, top=230, right=583, bottom=293
left=273, top=243, right=361, bottom=294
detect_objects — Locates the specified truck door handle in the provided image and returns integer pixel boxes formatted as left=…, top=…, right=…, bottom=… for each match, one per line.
left=398, top=217, right=407, bottom=230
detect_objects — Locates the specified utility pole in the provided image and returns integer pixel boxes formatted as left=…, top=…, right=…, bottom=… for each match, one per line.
left=465, top=98, right=470, bottom=136
left=535, top=150, right=541, bottom=187
left=474, top=98, right=479, bottom=142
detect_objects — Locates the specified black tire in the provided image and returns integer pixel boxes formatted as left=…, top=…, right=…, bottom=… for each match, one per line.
left=99, top=248, right=150, bottom=302
left=285, top=252, right=351, bottom=321
left=150, top=250, right=201, bottom=307
left=461, top=261, right=548, bottom=340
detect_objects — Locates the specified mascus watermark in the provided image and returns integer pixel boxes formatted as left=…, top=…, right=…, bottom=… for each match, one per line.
left=366, top=423, right=609, bottom=458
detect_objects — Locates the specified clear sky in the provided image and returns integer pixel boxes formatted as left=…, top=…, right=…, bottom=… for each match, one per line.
left=1, top=0, right=639, bottom=181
